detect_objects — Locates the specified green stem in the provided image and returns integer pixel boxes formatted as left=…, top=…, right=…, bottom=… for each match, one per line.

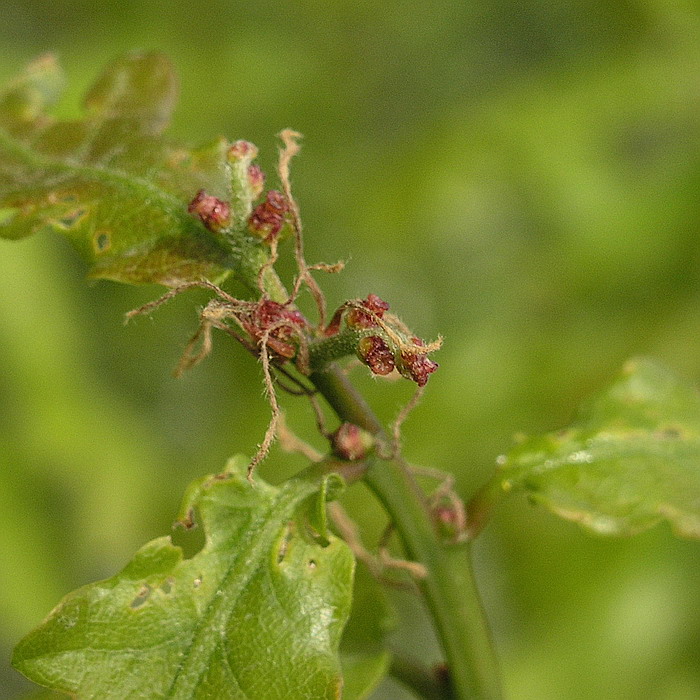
left=366, top=463, right=500, bottom=699
left=310, top=364, right=383, bottom=434
left=307, top=328, right=366, bottom=372
left=309, top=364, right=502, bottom=700
left=231, top=244, right=289, bottom=303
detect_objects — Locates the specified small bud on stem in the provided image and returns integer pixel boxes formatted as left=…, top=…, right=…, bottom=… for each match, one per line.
left=187, top=190, right=231, bottom=232
left=357, top=335, right=396, bottom=376
left=227, top=140, right=259, bottom=161
left=247, top=163, right=265, bottom=199
left=248, top=190, right=289, bottom=241
left=398, top=337, right=439, bottom=387
left=331, top=423, right=375, bottom=461
left=346, top=293, right=390, bottom=329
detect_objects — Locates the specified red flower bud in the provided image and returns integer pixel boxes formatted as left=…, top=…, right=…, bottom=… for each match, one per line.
left=240, top=300, right=308, bottom=359
left=433, top=502, right=465, bottom=542
left=324, top=306, right=345, bottom=337
left=331, top=422, right=374, bottom=461
left=357, top=335, right=395, bottom=376
left=187, top=190, right=231, bottom=232
left=247, top=163, right=265, bottom=199
left=227, top=140, right=259, bottom=161
left=399, top=339, right=439, bottom=387
left=248, top=190, right=289, bottom=240
left=346, top=293, right=391, bottom=329
left=256, top=299, right=307, bottom=330
left=364, top=293, right=390, bottom=315
left=266, top=190, right=287, bottom=211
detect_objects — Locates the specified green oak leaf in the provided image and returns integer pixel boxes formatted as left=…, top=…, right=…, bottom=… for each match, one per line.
left=0, top=53, right=267, bottom=287
left=496, top=358, right=700, bottom=537
left=13, top=457, right=355, bottom=699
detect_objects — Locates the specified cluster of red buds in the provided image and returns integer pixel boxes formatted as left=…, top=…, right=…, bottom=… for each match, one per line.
left=186, top=139, right=438, bottom=387
left=248, top=190, right=289, bottom=241
left=188, top=139, right=274, bottom=238
left=239, top=299, right=307, bottom=359
left=327, top=294, right=439, bottom=387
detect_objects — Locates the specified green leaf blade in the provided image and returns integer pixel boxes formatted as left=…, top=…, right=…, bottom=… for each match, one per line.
left=0, top=53, right=271, bottom=287
left=499, top=358, right=700, bottom=537
left=83, top=51, right=177, bottom=135
left=13, top=458, right=355, bottom=699
left=0, top=53, right=65, bottom=141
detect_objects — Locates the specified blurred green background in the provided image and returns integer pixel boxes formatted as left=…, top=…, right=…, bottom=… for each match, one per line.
left=2, top=1, right=700, bottom=698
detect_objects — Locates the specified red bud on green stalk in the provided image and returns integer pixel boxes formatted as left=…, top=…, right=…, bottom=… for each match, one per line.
left=323, top=306, right=345, bottom=337
left=247, top=163, right=265, bottom=199
left=248, top=190, right=289, bottom=241
left=187, top=189, right=231, bottom=232
left=225, top=140, right=262, bottom=233
left=331, top=422, right=374, bottom=461
left=399, top=337, right=439, bottom=387
left=357, top=335, right=395, bottom=376
left=227, top=139, right=259, bottom=161
left=346, top=293, right=390, bottom=329
left=240, top=300, right=308, bottom=359
left=434, top=504, right=461, bottom=540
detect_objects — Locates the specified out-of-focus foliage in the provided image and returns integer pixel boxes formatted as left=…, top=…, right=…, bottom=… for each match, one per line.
left=0, top=52, right=234, bottom=286
left=498, top=358, right=700, bottom=537
left=1, top=1, right=700, bottom=698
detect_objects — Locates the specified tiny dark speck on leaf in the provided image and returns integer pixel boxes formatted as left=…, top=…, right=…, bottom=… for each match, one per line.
left=59, top=208, right=86, bottom=229
left=177, top=507, right=197, bottom=529
left=656, top=427, right=682, bottom=439
left=93, top=230, right=111, bottom=253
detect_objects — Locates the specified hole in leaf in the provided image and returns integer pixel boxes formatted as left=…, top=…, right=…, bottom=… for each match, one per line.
left=308, top=560, right=317, bottom=570
left=58, top=208, right=87, bottom=229
left=93, top=230, right=111, bottom=253
left=130, top=584, right=151, bottom=609
left=193, top=576, right=203, bottom=588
